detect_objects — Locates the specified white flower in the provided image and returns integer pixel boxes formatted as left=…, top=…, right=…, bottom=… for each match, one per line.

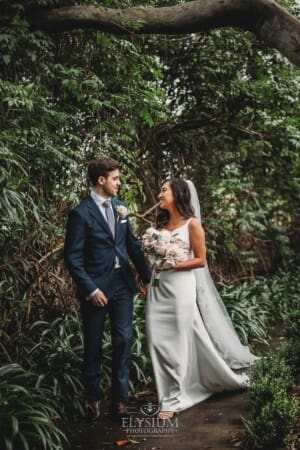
left=166, top=245, right=187, bottom=261
left=145, top=227, right=158, bottom=237
left=116, top=205, right=128, bottom=219
left=157, top=229, right=171, bottom=243
left=141, top=227, right=190, bottom=271
left=153, top=242, right=167, bottom=256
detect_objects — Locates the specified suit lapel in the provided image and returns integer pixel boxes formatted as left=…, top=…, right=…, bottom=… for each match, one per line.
left=87, top=196, right=114, bottom=239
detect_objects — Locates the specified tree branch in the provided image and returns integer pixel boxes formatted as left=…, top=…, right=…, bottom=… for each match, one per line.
left=130, top=201, right=160, bottom=225
left=25, top=0, right=300, bottom=67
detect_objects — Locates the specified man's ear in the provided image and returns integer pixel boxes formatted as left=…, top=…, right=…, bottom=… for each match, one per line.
left=97, top=175, right=106, bottom=186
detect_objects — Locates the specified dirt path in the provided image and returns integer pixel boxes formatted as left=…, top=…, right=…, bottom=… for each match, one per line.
left=67, top=389, right=250, bottom=450
left=66, top=327, right=287, bottom=450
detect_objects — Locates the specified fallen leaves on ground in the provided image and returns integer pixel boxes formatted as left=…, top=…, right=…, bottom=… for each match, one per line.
left=115, top=438, right=140, bottom=446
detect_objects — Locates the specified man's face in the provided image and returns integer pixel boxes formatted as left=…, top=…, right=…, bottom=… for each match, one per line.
left=99, top=169, right=120, bottom=197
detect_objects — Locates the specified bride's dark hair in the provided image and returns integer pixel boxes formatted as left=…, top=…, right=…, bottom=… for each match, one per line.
left=156, top=179, right=195, bottom=228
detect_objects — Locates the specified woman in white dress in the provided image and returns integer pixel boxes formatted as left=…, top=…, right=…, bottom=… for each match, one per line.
left=146, top=179, right=256, bottom=420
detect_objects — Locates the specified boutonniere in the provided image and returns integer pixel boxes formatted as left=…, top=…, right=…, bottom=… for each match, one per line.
left=116, top=205, right=128, bottom=219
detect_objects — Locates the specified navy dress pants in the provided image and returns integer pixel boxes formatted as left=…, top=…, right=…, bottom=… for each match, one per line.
left=80, top=271, right=134, bottom=402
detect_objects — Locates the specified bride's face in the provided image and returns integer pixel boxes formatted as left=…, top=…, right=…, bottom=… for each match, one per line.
left=158, top=181, right=174, bottom=209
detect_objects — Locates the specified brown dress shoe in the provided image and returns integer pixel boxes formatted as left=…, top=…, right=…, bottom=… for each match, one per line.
left=110, top=401, right=128, bottom=418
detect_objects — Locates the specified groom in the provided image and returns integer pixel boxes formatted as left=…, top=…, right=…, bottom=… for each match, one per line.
left=64, top=157, right=152, bottom=420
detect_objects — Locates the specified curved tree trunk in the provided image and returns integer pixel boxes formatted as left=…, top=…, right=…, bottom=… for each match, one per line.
left=25, top=0, right=300, bottom=67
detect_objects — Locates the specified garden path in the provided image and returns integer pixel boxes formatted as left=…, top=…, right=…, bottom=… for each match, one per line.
left=67, top=329, right=285, bottom=450
left=67, top=386, right=250, bottom=450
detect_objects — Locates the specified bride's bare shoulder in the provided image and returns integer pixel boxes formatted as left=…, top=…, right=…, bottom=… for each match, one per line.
left=189, top=217, right=202, bottom=227
left=188, top=218, right=205, bottom=234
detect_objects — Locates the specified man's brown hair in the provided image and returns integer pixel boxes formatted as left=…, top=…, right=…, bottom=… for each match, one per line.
left=88, top=157, right=119, bottom=186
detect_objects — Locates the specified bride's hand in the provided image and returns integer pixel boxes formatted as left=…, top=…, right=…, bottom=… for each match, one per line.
left=162, top=261, right=175, bottom=270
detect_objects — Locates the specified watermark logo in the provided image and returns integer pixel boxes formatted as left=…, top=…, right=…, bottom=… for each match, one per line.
left=139, top=401, right=160, bottom=417
left=121, top=401, right=179, bottom=438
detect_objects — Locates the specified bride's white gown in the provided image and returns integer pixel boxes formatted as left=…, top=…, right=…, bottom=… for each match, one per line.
left=146, top=219, right=249, bottom=412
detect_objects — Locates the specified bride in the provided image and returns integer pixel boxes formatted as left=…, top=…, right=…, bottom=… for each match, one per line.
left=145, top=179, right=257, bottom=420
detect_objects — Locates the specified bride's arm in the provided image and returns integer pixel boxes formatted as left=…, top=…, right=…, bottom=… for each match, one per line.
left=173, top=218, right=206, bottom=270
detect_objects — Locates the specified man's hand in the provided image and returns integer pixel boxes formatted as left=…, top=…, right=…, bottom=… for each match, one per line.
left=136, top=274, right=149, bottom=299
left=91, top=290, right=108, bottom=307
left=139, top=283, right=149, bottom=298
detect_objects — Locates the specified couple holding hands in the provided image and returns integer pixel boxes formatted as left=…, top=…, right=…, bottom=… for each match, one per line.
left=64, top=157, right=256, bottom=422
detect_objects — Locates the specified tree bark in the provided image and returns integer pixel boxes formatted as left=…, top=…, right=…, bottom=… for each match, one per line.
left=25, top=0, right=300, bottom=67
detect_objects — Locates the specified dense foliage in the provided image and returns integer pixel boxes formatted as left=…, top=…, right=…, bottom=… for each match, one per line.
left=0, top=0, right=299, bottom=449
left=244, top=310, right=300, bottom=449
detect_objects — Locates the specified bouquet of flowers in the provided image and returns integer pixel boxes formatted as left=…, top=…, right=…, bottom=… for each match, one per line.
left=142, top=227, right=190, bottom=270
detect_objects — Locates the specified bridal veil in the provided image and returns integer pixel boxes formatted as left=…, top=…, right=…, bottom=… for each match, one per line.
left=186, top=180, right=257, bottom=369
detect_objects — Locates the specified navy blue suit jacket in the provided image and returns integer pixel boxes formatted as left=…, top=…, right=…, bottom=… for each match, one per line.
left=64, top=195, right=152, bottom=301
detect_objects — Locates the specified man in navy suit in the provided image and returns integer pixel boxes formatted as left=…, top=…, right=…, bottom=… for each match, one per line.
left=64, top=157, right=152, bottom=420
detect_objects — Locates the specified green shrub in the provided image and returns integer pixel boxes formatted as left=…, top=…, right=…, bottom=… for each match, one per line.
left=220, top=265, right=300, bottom=346
left=276, top=310, right=300, bottom=377
left=221, top=280, right=271, bottom=344
left=244, top=339, right=299, bottom=449
left=249, top=354, right=294, bottom=410
left=0, top=364, right=67, bottom=450
left=285, top=309, right=300, bottom=341
left=244, top=393, right=298, bottom=449
left=27, top=316, right=85, bottom=416
left=268, top=267, right=300, bottom=322
left=278, top=340, right=300, bottom=380
left=130, top=296, right=153, bottom=393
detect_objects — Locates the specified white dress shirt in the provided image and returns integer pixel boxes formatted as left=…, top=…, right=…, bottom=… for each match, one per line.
left=90, top=190, right=111, bottom=224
